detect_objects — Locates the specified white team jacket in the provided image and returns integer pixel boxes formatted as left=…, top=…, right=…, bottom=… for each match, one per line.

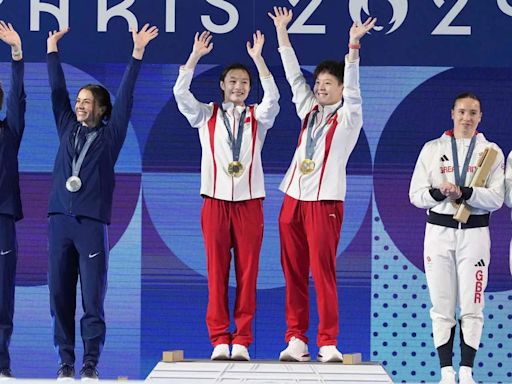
left=173, top=67, right=280, bottom=201
left=409, top=131, right=504, bottom=215
left=278, top=47, right=363, bottom=201
left=504, top=151, right=512, bottom=211
left=506, top=151, right=512, bottom=275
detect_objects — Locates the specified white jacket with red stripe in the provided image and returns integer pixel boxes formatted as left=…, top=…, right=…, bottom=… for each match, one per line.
left=278, top=47, right=363, bottom=201
left=173, top=66, right=280, bottom=201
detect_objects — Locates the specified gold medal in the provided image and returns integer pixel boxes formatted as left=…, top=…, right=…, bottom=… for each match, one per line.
left=228, top=161, right=244, bottom=177
left=300, top=159, right=315, bottom=175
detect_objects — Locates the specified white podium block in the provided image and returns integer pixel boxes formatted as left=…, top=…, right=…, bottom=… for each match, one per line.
left=145, top=360, right=394, bottom=383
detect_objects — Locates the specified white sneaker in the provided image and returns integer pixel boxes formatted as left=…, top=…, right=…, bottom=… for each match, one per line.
left=459, top=366, right=476, bottom=384
left=279, top=337, right=311, bottom=362
left=439, top=366, right=456, bottom=384
left=231, top=344, right=250, bottom=361
left=317, top=345, right=343, bottom=363
left=211, top=344, right=230, bottom=360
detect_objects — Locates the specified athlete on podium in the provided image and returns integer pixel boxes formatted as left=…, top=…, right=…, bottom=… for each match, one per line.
left=0, top=21, right=25, bottom=379
left=46, top=24, right=158, bottom=380
left=173, top=30, right=280, bottom=361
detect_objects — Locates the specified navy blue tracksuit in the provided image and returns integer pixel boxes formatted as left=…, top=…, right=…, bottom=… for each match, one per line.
left=47, top=52, right=141, bottom=366
left=0, top=59, right=25, bottom=370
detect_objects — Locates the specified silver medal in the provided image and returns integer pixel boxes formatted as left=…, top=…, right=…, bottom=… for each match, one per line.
left=66, top=176, right=82, bottom=192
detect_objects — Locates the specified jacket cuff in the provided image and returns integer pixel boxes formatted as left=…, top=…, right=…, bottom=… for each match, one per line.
left=455, top=187, right=473, bottom=204
left=429, top=188, right=446, bottom=202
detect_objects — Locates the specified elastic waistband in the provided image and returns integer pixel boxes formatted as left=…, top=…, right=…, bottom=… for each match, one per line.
left=427, top=210, right=489, bottom=229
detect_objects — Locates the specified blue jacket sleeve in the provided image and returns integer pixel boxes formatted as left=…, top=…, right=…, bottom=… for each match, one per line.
left=5, top=59, right=26, bottom=145
left=47, top=52, right=76, bottom=139
left=106, top=57, right=142, bottom=162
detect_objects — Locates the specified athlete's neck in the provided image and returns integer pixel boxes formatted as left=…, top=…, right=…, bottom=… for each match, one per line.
left=453, top=129, right=475, bottom=139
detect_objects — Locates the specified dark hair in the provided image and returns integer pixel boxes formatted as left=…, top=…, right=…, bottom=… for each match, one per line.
left=78, top=84, right=113, bottom=120
left=314, top=60, right=345, bottom=84
left=0, top=82, right=3, bottom=111
left=452, top=92, right=482, bottom=111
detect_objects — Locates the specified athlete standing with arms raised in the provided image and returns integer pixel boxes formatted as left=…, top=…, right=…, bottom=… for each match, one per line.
left=268, top=7, right=375, bottom=363
left=46, top=25, right=158, bottom=380
left=173, top=30, right=279, bottom=361
left=0, top=21, right=25, bottom=379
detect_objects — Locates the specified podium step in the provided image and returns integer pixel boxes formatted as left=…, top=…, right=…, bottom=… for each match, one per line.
left=146, top=360, right=394, bottom=383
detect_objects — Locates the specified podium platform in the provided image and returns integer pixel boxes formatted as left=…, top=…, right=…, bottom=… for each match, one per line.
left=145, top=360, right=394, bottom=383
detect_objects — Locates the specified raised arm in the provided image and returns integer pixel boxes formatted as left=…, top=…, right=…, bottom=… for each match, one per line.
left=46, top=29, right=75, bottom=138
left=268, top=7, right=314, bottom=119
left=246, top=30, right=271, bottom=78
left=173, top=31, right=214, bottom=128
left=246, top=30, right=279, bottom=129
left=184, top=30, right=213, bottom=70
left=47, top=28, right=68, bottom=54
left=347, top=18, right=376, bottom=62
left=341, top=18, right=375, bottom=131
left=131, top=23, right=158, bottom=60
left=0, top=21, right=25, bottom=141
left=0, top=20, right=22, bottom=61
left=108, top=24, right=158, bottom=157
left=267, top=7, right=292, bottom=48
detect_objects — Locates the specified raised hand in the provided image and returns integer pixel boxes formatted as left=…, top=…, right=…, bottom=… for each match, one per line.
left=267, top=6, right=293, bottom=30
left=47, top=28, right=70, bottom=53
left=192, top=31, right=213, bottom=58
left=350, top=17, right=377, bottom=43
left=184, top=31, right=213, bottom=69
left=47, top=29, right=69, bottom=45
left=132, top=23, right=159, bottom=51
left=246, top=30, right=264, bottom=59
left=0, top=21, right=21, bottom=48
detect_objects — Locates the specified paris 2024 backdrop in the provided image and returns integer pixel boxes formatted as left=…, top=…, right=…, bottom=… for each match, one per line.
left=1, top=0, right=512, bottom=382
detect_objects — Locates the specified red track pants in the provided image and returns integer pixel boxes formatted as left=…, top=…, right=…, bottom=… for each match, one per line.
left=201, top=197, right=263, bottom=347
left=279, top=195, right=344, bottom=347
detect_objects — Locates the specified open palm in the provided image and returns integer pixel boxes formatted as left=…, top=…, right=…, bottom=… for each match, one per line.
left=350, top=17, right=377, bottom=42
left=0, top=21, right=20, bottom=47
left=268, top=6, right=293, bottom=30
left=132, top=23, right=159, bottom=50
left=192, top=31, right=213, bottom=57
left=246, top=30, right=264, bottom=59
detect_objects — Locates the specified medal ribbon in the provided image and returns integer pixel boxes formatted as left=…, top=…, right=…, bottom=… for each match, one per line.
left=220, top=107, right=247, bottom=163
left=450, top=135, right=476, bottom=187
left=305, top=104, right=341, bottom=160
left=71, top=126, right=98, bottom=178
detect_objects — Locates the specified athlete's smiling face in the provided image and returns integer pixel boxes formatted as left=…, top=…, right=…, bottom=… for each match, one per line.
left=451, top=97, right=482, bottom=138
left=313, top=71, right=344, bottom=107
left=220, top=69, right=251, bottom=107
left=75, top=89, right=105, bottom=127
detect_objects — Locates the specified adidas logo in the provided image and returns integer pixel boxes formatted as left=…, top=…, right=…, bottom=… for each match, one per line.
left=474, top=259, right=485, bottom=267
left=440, top=155, right=449, bottom=162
